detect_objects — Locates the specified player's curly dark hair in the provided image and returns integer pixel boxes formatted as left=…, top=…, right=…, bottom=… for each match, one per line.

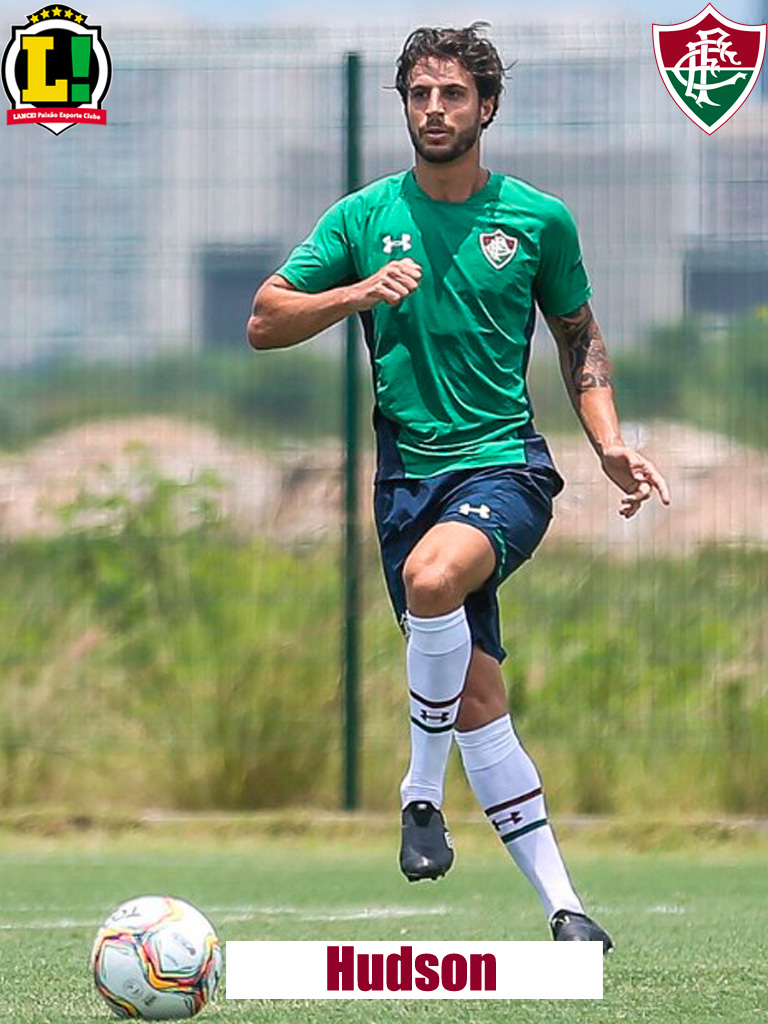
left=395, top=22, right=508, bottom=129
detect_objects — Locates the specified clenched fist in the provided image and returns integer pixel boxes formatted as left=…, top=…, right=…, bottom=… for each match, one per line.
left=349, top=258, right=422, bottom=311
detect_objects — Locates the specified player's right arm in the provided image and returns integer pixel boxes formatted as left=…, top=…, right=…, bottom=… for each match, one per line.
left=247, top=259, right=422, bottom=350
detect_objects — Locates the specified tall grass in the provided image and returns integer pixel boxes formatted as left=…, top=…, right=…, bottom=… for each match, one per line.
left=7, top=314, right=765, bottom=459
left=0, top=468, right=342, bottom=811
left=614, top=314, right=768, bottom=451
left=1, top=467, right=766, bottom=817
left=0, top=349, right=353, bottom=451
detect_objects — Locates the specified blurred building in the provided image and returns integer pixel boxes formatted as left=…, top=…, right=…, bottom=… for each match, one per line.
left=0, top=19, right=766, bottom=364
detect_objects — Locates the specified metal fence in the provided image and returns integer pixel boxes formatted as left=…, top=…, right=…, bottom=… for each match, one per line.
left=2, top=21, right=767, bottom=363
left=1, top=19, right=767, bottom=815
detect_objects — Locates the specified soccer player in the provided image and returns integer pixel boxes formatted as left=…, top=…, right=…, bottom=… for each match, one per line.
left=247, top=23, right=670, bottom=951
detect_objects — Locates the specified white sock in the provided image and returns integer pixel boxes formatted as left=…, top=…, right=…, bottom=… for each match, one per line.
left=400, top=607, right=471, bottom=809
left=455, top=714, right=583, bottom=919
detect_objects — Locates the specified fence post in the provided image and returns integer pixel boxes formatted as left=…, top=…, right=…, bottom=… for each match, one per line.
left=342, top=51, right=362, bottom=811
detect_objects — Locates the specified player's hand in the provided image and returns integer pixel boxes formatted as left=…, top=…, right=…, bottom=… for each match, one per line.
left=349, top=258, right=422, bottom=311
left=599, top=445, right=671, bottom=519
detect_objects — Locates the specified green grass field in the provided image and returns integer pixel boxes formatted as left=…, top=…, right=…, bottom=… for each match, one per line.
left=0, top=827, right=766, bottom=1023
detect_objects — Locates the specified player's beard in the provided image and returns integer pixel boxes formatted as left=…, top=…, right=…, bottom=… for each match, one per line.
left=408, top=115, right=483, bottom=165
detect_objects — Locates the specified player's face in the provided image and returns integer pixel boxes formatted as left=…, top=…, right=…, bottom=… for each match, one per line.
left=405, top=58, right=493, bottom=165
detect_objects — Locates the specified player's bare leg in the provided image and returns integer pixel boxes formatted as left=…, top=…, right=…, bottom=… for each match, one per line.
left=456, top=647, right=613, bottom=952
left=398, top=522, right=494, bottom=881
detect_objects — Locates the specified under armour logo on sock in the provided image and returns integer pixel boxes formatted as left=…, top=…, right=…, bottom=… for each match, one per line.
left=420, top=710, right=451, bottom=724
left=458, top=502, right=491, bottom=520
left=492, top=810, right=524, bottom=831
left=382, top=233, right=412, bottom=254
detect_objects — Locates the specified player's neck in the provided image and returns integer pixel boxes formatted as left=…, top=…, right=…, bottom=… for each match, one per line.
left=413, top=150, right=490, bottom=203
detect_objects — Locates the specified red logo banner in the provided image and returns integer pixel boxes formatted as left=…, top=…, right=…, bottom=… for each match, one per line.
left=6, top=107, right=107, bottom=125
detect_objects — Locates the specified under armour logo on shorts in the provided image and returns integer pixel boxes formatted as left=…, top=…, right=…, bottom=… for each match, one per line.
left=458, top=502, right=491, bottom=520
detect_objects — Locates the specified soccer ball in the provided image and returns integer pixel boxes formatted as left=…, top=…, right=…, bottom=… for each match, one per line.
left=91, top=895, right=222, bottom=1020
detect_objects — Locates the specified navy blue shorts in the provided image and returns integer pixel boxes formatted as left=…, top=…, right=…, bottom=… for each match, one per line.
left=373, top=464, right=564, bottom=662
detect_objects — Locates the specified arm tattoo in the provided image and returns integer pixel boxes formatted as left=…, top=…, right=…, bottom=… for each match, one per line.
left=552, top=303, right=613, bottom=392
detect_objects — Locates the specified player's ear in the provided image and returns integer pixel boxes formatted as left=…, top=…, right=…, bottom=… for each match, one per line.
left=480, top=96, right=495, bottom=128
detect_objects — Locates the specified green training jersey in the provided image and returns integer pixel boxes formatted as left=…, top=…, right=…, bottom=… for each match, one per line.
left=277, top=170, right=591, bottom=480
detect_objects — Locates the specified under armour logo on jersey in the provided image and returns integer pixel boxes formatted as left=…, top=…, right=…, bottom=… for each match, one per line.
left=479, top=229, right=519, bottom=269
left=459, top=502, right=491, bottom=520
left=382, top=233, right=412, bottom=254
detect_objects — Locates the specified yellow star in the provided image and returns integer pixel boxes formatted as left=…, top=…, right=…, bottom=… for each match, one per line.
left=40, top=8, right=50, bottom=17
left=29, top=13, right=39, bottom=21
left=52, top=6, right=62, bottom=14
left=64, top=7, right=73, bottom=15
left=74, top=13, right=84, bottom=21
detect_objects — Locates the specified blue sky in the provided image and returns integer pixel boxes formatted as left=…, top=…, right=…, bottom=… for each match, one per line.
left=1, top=0, right=764, bottom=27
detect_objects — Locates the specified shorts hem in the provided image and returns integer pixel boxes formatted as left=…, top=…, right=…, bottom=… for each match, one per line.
left=471, top=636, right=507, bottom=664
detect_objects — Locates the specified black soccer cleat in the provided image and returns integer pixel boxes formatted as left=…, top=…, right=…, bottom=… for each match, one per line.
left=399, top=801, right=455, bottom=882
left=550, top=909, right=614, bottom=955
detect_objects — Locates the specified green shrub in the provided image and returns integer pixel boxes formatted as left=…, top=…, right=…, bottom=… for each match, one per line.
left=0, top=468, right=766, bottom=816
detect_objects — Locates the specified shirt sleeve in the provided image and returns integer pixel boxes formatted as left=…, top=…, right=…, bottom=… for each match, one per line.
left=276, top=197, right=356, bottom=293
left=534, top=199, right=592, bottom=317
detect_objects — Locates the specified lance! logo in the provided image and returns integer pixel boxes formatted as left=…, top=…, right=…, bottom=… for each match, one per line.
left=653, top=4, right=766, bottom=134
left=3, top=7, right=111, bottom=134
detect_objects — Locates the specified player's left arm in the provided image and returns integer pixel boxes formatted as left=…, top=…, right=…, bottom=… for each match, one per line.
left=546, top=301, right=671, bottom=519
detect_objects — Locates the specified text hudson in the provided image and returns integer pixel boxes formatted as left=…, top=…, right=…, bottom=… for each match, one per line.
left=327, top=944, right=497, bottom=993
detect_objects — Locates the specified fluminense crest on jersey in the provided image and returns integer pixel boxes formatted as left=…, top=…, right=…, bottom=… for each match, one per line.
left=2, top=7, right=111, bottom=134
left=653, top=4, right=766, bottom=135
left=479, top=230, right=518, bottom=270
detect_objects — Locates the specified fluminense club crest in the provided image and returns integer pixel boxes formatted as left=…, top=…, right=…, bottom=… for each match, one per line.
left=479, top=229, right=518, bottom=270
left=653, top=4, right=766, bottom=135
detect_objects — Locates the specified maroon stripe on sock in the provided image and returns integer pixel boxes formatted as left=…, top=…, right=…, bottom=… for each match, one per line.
left=484, top=787, right=543, bottom=816
left=409, top=688, right=463, bottom=709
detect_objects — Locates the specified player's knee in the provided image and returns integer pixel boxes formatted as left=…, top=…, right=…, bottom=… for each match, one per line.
left=403, top=558, right=461, bottom=615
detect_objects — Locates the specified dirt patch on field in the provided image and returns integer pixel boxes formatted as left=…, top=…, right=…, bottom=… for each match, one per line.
left=547, top=421, right=768, bottom=557
left=1, top=417, right=766, bottom=556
